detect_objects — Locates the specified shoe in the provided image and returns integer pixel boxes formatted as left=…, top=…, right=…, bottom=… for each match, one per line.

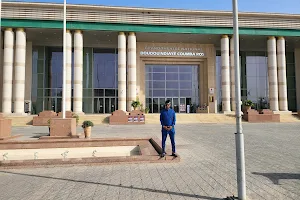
left=172, top=153, right=178, bottom=157
left=160, top=153, right=166, bottom=158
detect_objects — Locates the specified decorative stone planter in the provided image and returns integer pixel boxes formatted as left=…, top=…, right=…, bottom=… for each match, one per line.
left=84, top=126, right=92, bottom=139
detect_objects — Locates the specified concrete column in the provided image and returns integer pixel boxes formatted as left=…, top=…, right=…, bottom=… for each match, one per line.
left=277, top=37, right=288, bottom=111
left=295, top=48, right=300, bottom=111
left=13, top=28, right=27, bottom=114
left=127, top=32, right=137, bottom=111
left=267, top=36, right=279, bottom=111
left=73, top=30, right=83, bottom=114
left=0, top=33, right=3, bottom=112
left=118, top=32, right=127, bottom=111
left=221, top=35, right=231, bottom=112
left=230, top=36, right=236, bottom=111
left=2, top=28, right=14, bottom=114
left=66, top=30, right=72, bottom=111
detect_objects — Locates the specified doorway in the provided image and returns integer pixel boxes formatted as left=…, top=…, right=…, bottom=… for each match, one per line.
left=145, top=64, right=199, bottom=113
left=44, top=97, right=62, bottom=113
left=93, top=98, right=117, bottom=114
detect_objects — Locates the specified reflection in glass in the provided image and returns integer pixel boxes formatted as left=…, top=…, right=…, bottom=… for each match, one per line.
left=166, top=73, right=178, bottom=80
left=145, top=64, right=199, bottom=113
left=153, top=73, right=165, bottom=81
left=153, top=81, right=165, bottom=89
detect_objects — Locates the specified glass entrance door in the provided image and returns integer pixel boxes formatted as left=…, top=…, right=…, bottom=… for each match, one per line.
left=94, top=98, right=116, bottom=114
left=145, top=64, right=199, bottom=113
left=44, top=97, right=62, bottom=113
left=94, top=98, right=104, bottom=113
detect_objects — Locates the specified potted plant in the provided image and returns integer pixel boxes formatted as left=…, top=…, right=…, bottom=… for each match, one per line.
left=72, top=113, right=79, bottom=126
left=82, top=120, right=94, bottom=139
left=131, top=99, right=141, bottom=110
left=145, top=107, right=150, bottom=114
left=243, top=100, right=253, bottom=111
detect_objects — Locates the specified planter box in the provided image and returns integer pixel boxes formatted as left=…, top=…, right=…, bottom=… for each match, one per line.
left=33, top=110, right=59, bottom=126
left=109, top=110, right=145, bottom=125
left=243, top=109, right=280, bottom=123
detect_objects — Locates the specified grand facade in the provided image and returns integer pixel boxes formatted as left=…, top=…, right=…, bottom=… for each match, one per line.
left=0, top=2, right=300, bottom=115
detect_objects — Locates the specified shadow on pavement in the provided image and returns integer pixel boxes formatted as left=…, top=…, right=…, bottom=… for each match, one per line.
left=252, top=172, right=300, bottom=185
left=0, top=170, right=223, bottom=200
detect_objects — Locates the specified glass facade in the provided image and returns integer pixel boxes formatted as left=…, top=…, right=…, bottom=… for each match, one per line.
left=31, top=46, right=296, bottom=114
left=145, top=65, right=199, bottom=113
left=31, top=47, right=118, bottom=114
left=216, top=51, right=297, bottom=112
left=92, top=49, right=118, bottom=114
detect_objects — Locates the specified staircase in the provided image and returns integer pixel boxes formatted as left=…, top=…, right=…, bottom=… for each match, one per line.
left=5, top=113, right=300, bottom=126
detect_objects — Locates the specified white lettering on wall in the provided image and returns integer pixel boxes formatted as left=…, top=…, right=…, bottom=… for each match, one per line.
left=140, top=51, right=205, bottom=57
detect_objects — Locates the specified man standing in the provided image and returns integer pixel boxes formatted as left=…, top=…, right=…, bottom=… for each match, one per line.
left=160, top=100, right=177, bottom=158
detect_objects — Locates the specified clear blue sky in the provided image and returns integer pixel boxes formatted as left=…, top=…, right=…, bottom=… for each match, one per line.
left=13, top=0, right=300, bottom=14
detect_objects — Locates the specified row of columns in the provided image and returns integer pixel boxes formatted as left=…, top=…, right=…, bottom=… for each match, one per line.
left=118, top=32, right=137, bottom=112
left=1, top=29, right=137, bottom=114
left=268, top=36, right=288, bottom=111
left=56, top=30, right=84, bottom=114
left=221, top=34, right=288, bottom=112
left=64, top=31, right=137, bottom=113
left=2, top=28, right=26, bottom=114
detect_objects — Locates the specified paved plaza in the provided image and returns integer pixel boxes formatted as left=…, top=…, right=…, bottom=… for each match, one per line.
left=0, top=123, right=299, bottom=200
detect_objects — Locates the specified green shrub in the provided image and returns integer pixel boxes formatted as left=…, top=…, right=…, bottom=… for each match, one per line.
left=243, top=100, right=254, bottom=107
left=131, top=100, right=141, bottom=109
left=82, top=120, right=94, bottom=128
left=145, top=107, right=150, bottom=113
left=72, top=113, right=79, bottom=125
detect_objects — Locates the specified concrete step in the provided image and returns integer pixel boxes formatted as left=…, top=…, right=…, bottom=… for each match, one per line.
left=279, top=113, right=300, bottom=122
left=4, top=113, right=300, bottom=126
left=5, top=115, right=34, bottom=126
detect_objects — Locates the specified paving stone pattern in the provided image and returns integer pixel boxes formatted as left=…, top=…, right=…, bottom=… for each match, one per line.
left=0, top=123, right=299, bottom=200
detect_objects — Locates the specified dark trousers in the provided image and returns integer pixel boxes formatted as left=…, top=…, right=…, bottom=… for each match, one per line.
left=162, top=129, right=176, bottom=153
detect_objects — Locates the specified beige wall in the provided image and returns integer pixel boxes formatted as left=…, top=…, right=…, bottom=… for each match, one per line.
left=136, top=42, right=217, bottom=113
left=295, top=48, right=300, bottom=111
left=25, top=41, right=33, bottom=102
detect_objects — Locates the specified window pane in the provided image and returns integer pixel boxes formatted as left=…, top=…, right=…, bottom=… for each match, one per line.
left=180, top=90, right=192, bottom=96
left=153, top=73, right=165, bottom=81
left=83, top=89, right=93, bottom=97
left=105, top=89, right=116, bottom=97
left=246, top=63, right=257, bottom=77
left=153, top=81, right=165, bottom=89
left=153, top=90, right=165, bottom=97
left=166, top=66, right=178, bottom=72
left=180, top=82, right=192, bottom=89
left=145, top=67, right=152, bottom=73
left=166, top=81, right=179, bottom=89
left=153, top=66, right=165, bottom=72
left=166, top=90, right=179, bottom=97
left=166, top=73, right=178, bottom=80
left=179, top=73, right=192, bottom=81
left=146, top=73, right=152, bottom=80
left=287, top=78, right=296, bottom=89
left=94, top=89, right=104, bottom=97
left=146, top=81, right=152, bottom=89
left=257, top=63, right=267, bottom=77
left=179, top=66, right=192, bottom=72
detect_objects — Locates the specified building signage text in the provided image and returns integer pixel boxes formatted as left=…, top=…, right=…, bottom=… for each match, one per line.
left=140, top=46, right=205, bottom=57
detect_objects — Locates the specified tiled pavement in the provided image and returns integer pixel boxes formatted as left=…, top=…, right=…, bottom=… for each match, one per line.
left=0, top=123, right=299, bottom=200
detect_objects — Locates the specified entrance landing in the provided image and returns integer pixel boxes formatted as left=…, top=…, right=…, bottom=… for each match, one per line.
left=4, top=113, right=300, bottom=126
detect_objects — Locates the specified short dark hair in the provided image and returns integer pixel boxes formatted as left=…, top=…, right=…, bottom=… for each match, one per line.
left=165, top=100, right=171, bottom=105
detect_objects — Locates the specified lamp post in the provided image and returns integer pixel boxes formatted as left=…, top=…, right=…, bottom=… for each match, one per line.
left=62, top=0, right=66, bottom=118
left=232, top=0, right=247, bottom=199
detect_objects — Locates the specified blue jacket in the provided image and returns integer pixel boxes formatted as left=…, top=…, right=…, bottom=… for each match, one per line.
left=160, top=108, right=176, bottom=131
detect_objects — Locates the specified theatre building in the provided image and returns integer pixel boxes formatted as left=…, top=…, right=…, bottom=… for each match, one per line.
left=0, top=2, right=300, bottom=115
